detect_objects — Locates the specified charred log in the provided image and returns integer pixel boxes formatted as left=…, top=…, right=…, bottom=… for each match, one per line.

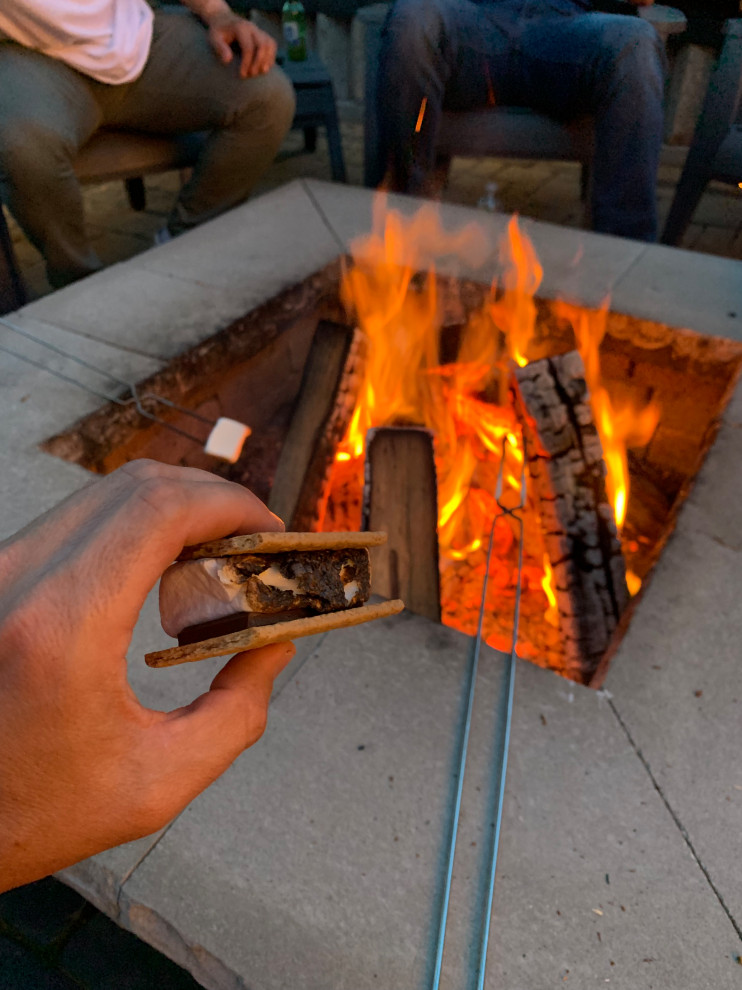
left=512, top=350, right=629, bottom=683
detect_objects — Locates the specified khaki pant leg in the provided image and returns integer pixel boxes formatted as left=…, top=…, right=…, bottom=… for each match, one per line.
left=0, top=42, right=105, bottom=288
left=105, top=6, right=296, bottom=232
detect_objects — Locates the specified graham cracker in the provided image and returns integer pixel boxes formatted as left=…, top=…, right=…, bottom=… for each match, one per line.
left=145, top=599, right=405, bottom=668
left=178, top=530, right=388, bottom=560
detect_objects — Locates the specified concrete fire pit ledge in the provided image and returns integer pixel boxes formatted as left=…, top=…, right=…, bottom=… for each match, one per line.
left=2, top=179, right=741, bottom=989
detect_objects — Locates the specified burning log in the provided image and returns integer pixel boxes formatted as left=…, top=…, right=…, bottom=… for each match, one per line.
left=512, top=351, right=630, bottom=683
left=362, top=426, right=441, bottom=623
left=268, top=320, right=364, bottom=531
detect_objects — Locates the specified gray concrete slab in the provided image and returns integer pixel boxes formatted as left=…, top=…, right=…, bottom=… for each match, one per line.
left=124, top=182, right=340, bottom=293
left=605, top=381, right=742, bottom=936
left=19, top=266, right=273, bottom=362
left=118, top=610, right=737, bottom=990
left=611, top=241, right=742, bottom=341
left=18, top=183, right=341, bottom=361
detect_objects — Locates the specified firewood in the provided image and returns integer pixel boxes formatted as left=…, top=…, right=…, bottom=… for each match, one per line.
left=512, top=351, right=629, bottom=682
left=362, top=427, right=441, bottom=623
left=268, top=320, right=364, bottom=531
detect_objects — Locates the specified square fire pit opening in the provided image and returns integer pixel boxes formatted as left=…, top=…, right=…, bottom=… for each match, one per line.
left=43, top=259, right=742, bottom=686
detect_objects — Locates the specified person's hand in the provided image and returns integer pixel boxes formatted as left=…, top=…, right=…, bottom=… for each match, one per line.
left=0, top=460, right=295, bottom=893
left=628, top=0, right=655, bottom=6
left=206, top=11, right=277, bottom=78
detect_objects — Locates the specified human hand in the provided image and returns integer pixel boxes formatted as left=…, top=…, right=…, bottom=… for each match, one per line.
left=627, top=0, right=655, bottom=6
left=207, top=12, right=277, bottom=78
left=0, top=460, right=295, bottom=893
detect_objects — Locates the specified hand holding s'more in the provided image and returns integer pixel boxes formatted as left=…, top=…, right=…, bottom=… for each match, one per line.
left=147, top=531, right=405, bottom=668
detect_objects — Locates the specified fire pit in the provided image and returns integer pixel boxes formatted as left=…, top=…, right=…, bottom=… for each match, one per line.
left=5, top=180, right=740, bottom=990
left=43, top=200, right=742, bottom=686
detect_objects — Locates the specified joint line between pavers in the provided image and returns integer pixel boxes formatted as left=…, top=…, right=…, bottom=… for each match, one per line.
left=301, top=179, right=348, bottom=255
left=117, top=819, right=180, bottom=901
left=608, top=697, right=742, bottom=944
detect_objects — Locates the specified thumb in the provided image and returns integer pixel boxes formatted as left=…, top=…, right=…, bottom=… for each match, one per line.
left=145, top=641, right=296, bottom=815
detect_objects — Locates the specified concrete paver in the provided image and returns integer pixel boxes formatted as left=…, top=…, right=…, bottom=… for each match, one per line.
left=605, top=379, right=742, bottom=938
left=611, top=242, right=742, bottom=340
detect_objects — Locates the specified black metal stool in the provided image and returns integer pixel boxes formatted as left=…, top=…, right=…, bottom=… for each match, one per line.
left=282, top=51, right=347, bottom=184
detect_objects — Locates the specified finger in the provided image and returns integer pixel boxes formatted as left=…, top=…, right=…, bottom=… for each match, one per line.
left=210, top=32, right=233, bottom=64
left=144, top=642, right=296, bottom=810
left=4, top=461, right=234, bottom=568
left=10, top=462, right=285, bottom=631
left=238, top=32, right=258, bottom=78
left=259, top=39, right=277, bottom=74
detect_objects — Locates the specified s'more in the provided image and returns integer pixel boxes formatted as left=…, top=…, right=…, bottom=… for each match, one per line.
left=145, top=531, right=405, bottom=668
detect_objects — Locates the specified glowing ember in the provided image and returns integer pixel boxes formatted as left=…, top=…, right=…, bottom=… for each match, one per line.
left=541, top=554, right=559, bottom=627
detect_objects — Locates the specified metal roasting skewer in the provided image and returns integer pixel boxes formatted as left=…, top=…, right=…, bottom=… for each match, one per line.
left=0, top=316, right=247, bottom=452
left=431, top=433, right=526, bottom=990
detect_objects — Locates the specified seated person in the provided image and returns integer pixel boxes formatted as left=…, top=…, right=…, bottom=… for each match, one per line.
left=375, top=0, right=665, bottom=241
left=0, top=1, right=296, bottom=288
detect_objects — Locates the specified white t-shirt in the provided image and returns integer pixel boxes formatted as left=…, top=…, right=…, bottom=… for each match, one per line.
left=0, top=0, right=154, bottom=84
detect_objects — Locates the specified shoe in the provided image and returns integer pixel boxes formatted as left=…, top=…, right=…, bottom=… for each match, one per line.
left=153, top=226, right=172, bottom=246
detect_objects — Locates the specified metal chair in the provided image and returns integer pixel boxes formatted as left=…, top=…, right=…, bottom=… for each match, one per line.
left=662, top=18, right=742, bottom=245
left=360, top=2, right=687, bottom=190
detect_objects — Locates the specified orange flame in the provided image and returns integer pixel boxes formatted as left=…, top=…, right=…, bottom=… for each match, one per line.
left=328, top=196, right=655, bottom=643
left=490, top=215, right=543, bottom=369
left=555, top=300, right=660, bottom=531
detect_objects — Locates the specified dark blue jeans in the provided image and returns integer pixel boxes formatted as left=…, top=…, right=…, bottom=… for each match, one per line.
left=377, top=0, right=665, bottom=241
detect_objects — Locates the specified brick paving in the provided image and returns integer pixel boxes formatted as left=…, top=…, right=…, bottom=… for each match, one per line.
left=3, top=119, right=742, bottom=988
left=0, top=878, right=201, bottom=989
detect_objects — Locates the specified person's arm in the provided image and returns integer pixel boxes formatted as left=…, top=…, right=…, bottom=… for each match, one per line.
left=0, top=460, right=295, bottom=893
left=181, top=0, right=277, bottom=78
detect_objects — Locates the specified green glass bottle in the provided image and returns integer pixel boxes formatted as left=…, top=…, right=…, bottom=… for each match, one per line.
left=282, top=0, right=307, bottom=62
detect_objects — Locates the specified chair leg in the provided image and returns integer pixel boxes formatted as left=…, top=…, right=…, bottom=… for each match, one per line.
left=304, top=126, right=317, bottom=153
left=125, top=177, right=147, bottom=211
left=324, top=112, right=347, bottom=183
left=433, top=154, right=452, bottom=196
left=580, top=162, right=591, bottom=202
left=661, top=160, right=714, bottom=246
left=0, top=205, right=27, bottom=316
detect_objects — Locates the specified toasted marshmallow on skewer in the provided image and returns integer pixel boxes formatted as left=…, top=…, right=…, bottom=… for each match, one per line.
left=204, top=417, right=252, bottom=462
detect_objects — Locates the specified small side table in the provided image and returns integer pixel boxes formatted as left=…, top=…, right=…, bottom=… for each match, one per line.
left=280, top=51, right=347, bottom=183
